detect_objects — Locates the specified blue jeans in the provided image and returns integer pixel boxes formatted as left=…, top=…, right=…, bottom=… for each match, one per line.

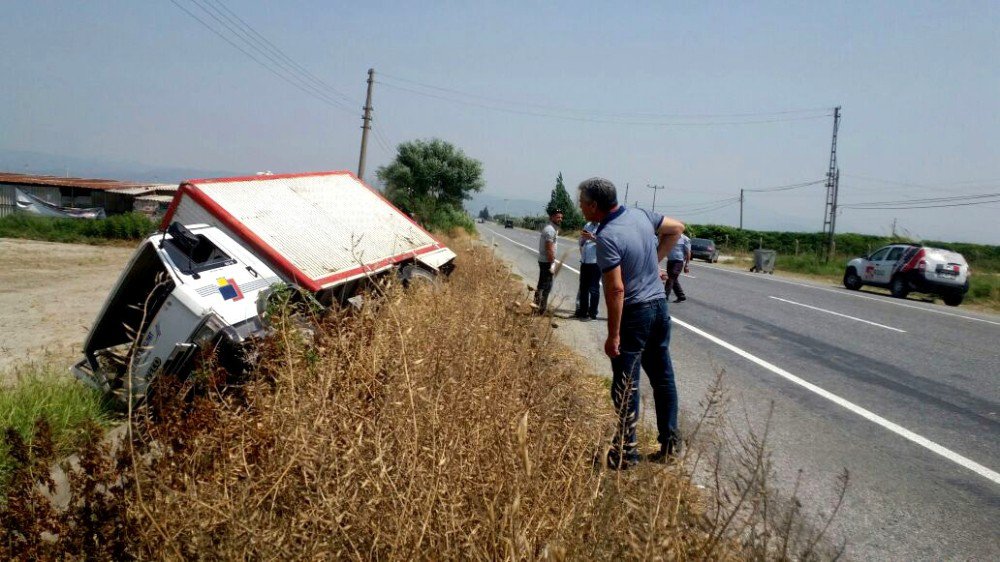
left=610, top=299, right=679, bottom=462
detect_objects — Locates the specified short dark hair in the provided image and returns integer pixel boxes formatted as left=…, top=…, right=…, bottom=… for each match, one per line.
left=549, top=208, right=563, bottom=216
left=578, top=177, right=618, bottom=212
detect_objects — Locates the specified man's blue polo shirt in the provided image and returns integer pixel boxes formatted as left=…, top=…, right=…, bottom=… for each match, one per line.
left=596, top=207, right=666, bottom=306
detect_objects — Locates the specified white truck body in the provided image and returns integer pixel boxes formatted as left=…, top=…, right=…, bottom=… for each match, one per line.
left=163, top=171, right=456, bottom=297
left=75, top=171, right=456, bottom=402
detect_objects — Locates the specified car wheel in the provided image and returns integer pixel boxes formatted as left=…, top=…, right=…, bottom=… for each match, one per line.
left=711, top=254, right=719, bottom=263
left=843, top=268, right=862, bottom=291
left=942, top=293, right=964, bottom=307
left=890, top=276, right=909, bottom=299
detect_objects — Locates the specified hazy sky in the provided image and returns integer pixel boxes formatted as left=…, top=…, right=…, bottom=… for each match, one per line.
left=2, top=1, right=998, bottom=243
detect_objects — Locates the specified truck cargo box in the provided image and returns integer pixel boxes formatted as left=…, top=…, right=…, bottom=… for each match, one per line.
left=161, top=171, right=456, bottom=293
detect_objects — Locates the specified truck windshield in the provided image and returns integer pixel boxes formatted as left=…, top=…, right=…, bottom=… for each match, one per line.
left=163, top=233, right=236, bottom=275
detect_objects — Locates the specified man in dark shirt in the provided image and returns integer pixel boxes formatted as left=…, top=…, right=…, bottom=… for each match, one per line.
left=578, top=177, right=685, bottom=469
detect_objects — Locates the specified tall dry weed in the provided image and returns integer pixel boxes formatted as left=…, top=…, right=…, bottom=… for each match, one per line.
left=2, top=237, right=845, bottom=560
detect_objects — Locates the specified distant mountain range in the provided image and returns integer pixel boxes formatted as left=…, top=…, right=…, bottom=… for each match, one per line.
left=465, top=192, right=547, bottom=218
left=0, top=149, right=238, bottom=184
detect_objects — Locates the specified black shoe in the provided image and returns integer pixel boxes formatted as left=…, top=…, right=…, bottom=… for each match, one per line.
left=589, top=315, right=598, bottom=320
left=579, top=316, right=590, bottom=322
left=646, top=440, right=681, bottom=463
left=673, top=296, right=686, bottom=303
left=601, top=450, right=637, bottom=471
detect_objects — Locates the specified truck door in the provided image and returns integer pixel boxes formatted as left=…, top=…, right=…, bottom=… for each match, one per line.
left=862, top=246, right=891, bottom=282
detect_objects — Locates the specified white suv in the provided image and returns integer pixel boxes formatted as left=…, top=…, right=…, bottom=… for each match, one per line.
left=843, top=244, right=970, bottom=306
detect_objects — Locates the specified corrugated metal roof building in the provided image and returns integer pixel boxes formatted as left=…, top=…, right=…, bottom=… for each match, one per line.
left=0, top=172, right=177, bottom=218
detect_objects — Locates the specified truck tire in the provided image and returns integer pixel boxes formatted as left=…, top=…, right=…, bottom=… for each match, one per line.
left=890, top=276, right=910, bottom=299
left=942, top=293, right=964, bottom=307
left=843, top=268, right=862, bottom=291
left=400, top=264, right=438, bottom=289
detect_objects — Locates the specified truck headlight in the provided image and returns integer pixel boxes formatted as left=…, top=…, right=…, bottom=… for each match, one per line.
left=192, top=314, right=227, bottom=349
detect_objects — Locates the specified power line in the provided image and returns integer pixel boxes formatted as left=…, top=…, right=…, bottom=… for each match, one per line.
left=744, top=179, right=826, bottom=193
left=842, top=173, right=1000, bottom=190
left=379, top=71, right=833, bottom=120
left=371, top=124, right=394, bottom=155
left=841, top=198, right=1000, bottom=210
left=188, top=0, right=357, bottom=111
left=667, top=196, right=742, bottom=211
left=840, top=192, right=1000, bottom=208
left=205, top=0, right=360, bottom=107
left=167, top=0, right=356, bottom=114
left=675, top=200, right=741, bottom=216
left=377, top=80, right=832, bottom=127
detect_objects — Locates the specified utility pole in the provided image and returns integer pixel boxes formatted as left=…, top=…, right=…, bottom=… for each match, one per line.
left=739, top=188, right=744, bottom=229
left=623, top=182, right=629, bottom=205
left=647, top=184, right=664, bottom=213
left=357, top=68, right=375, bottom=181
left=821, top=106, right=841, bottom=260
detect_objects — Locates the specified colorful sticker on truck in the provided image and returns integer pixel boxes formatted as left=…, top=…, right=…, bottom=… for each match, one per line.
left=217, top=277, right=244, bottom=301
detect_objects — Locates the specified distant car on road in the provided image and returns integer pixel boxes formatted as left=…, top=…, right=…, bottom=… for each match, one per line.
left=690, top=237, right=719, bottom=262
left=504, top=219, right=514, bottom=229
left=843, top=243, right=970, bottom=306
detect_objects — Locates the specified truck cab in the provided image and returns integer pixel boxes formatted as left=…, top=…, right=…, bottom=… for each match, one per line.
left=73, top=222, right=281, bottom=403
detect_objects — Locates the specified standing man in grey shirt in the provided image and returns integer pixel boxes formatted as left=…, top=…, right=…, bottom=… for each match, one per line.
left=534, top=209, right=563, bottom=314
left=577, top=177, right=685, bottom=469
left=664, top=233, right=691, bottom=303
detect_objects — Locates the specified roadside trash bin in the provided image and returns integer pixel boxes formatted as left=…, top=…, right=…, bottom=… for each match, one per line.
left=751, top=249, right=776, bottom=274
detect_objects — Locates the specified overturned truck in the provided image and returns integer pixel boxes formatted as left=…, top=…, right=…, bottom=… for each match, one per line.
left=74, top=171, right=456, bottom=402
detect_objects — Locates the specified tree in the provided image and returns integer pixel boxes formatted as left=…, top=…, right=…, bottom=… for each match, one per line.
left=478, top=206, right=491, bottom=220
left=545, top=172, right=585, bottom=230
left=377, top=139, right=485, bottom=232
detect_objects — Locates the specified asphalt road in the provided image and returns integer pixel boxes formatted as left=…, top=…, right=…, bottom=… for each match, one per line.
left=478, top=222, right=1000, bottom=561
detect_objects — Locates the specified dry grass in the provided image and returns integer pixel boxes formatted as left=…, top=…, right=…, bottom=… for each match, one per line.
left=1, top=235, right=845, bottom=560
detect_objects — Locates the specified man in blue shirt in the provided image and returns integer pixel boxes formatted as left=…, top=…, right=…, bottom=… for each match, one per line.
left=577, top=177, right=685, bottom=469
left=574, top=221, right=600, bottom=320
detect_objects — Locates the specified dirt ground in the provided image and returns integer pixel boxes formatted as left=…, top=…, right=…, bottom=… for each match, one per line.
left=0, top=238, right=134, bottom=381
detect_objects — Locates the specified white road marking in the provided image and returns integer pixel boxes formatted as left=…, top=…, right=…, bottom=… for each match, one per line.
left=768, top=296, right=907, bottom=333
left=671, top=318, right=1000, bottom=486
left=692, top=263, right=1000, bottom=327
left=486, top=227, right=1000, bottom=485
left=487, top=228, right=580, bottom=274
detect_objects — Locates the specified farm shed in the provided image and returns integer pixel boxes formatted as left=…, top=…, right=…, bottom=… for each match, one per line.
left=0, top=172, right=175, bottom=218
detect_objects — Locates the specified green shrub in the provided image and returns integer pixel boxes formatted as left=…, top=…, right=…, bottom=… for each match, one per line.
left=968, top=275, right=998, bottom=301
left=0, top=212, right=155, bottom=243
left=687, top=223, right=999, bottom=274
left=0, top=366, right=111, bottom=491
left=424, top=203, right=476, bottom=234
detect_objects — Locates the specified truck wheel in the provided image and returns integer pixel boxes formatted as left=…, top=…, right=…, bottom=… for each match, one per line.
left=942, top=293, right=964, bottom=307
left=890, top=276, right=909, bottom=299
left=843, top=268, right=862, bottom=291
left=400, top=264, right=438, bottom=289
